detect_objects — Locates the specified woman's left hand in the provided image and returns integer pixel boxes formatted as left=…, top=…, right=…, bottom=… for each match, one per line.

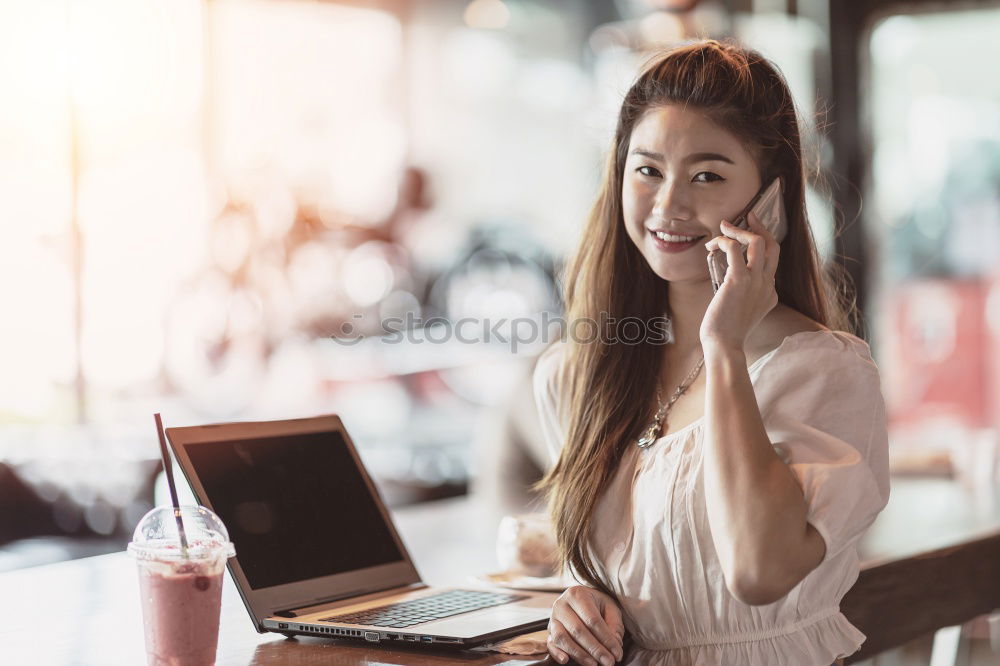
left=699, top=211, right=780, bottom=353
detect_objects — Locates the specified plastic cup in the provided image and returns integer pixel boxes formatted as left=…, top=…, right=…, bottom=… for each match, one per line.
left=128, top=505, right=235, bottom=666
left=496, top=513, right=559, bottom=578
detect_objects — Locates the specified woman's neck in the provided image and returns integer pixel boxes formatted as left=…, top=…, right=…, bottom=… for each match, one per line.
left=666, top=279, right=715, bottom=353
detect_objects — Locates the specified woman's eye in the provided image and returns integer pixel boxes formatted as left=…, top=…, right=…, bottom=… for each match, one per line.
left=634, top=167, right=722, bottom=182
left=694, top=172, right=723, bottom=183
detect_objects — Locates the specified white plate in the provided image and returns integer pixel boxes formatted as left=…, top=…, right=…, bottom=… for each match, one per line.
left=471, top=570, right=573, bottom=592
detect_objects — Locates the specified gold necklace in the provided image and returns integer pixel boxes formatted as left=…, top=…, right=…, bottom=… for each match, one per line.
left=635, top=354, right=705, bottom=449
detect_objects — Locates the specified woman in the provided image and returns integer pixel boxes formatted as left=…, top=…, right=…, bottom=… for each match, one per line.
left=533, top=39, right=890, bottom=666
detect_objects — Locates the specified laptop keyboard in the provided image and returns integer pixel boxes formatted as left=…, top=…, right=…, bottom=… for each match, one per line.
left=320, top=589, right=529, bottom=628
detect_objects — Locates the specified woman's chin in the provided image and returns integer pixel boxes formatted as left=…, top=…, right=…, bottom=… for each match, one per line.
left=646, top=262, right=710, bottom=285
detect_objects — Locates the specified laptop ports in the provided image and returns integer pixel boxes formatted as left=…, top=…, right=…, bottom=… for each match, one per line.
left=421, top=636, right=433, bottom=643
left=364, top=631, right=380, bottom=642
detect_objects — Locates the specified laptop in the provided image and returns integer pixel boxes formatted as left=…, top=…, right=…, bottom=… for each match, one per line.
left=165, top=414, right=559, bottom=648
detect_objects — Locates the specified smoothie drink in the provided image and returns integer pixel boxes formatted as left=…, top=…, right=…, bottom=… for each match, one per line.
left=136, top=553, right=226, bottom=665
left=129, top=506, right=235, bottom=666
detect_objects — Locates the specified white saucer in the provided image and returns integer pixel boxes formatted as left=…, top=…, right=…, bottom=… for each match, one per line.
left=471, top=570, right=573, bottom=592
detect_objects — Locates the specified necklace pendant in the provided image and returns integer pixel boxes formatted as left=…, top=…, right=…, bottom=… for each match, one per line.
left=636, top=421, right=660, bottom=449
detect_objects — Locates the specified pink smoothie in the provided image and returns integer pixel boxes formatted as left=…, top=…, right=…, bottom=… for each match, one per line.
left=137, top=558, right=225, bottom=666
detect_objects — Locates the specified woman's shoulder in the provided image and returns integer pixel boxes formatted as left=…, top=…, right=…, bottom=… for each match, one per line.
left=749, top=310, right=883, bottom=422
left=751, top=305, right=874, bottom=370
left=753, top=303, right=826, bottom=346
left=534, top=339, right=567, bottom=377
left=532, top=341, right=571, bottom=456
left=532, top=340, right=569, bottom=404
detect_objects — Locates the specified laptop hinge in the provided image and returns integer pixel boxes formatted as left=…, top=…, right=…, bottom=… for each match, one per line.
left=273, top=582, right=429, bottom=618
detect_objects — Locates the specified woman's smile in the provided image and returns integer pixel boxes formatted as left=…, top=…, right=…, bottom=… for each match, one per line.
left=648, top=228, right=707, bottom=253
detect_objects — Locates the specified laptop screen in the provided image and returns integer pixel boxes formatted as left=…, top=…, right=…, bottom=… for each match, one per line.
left=183, top=429, right=405, bottom=590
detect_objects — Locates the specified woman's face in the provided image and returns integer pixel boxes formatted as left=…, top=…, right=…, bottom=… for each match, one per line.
left=622, top=104, right=762, bottom=284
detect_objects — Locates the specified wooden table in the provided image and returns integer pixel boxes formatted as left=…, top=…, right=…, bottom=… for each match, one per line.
left=2, top=477, right=998, bottom=665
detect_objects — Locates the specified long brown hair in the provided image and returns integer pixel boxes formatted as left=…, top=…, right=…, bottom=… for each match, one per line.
left=532, top=39, right=855, bottom=599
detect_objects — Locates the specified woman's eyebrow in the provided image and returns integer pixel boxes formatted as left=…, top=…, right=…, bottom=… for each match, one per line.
left=629, top=148, right=735, bottom=165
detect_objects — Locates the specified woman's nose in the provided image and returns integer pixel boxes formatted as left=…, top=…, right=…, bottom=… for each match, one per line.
left=652, top=180, right=694, bottom=221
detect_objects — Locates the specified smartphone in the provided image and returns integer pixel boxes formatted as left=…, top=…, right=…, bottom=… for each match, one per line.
left=707, top=176, right=788, bottom=292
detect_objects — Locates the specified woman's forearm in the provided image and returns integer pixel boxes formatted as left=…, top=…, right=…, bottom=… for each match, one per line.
left=700, top=343, right=825, bottom=605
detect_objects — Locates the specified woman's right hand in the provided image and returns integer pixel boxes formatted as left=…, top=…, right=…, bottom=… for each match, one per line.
left=546, top=585, right=625, bottom=665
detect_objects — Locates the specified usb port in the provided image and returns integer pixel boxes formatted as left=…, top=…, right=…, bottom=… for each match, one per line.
left=421, top=636, right=433, bottom=643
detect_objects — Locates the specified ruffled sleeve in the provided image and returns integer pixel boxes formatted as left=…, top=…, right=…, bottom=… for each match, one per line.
left=752, top=331, right=891, bottom=566
left=532, top=341, right=568, bottom=468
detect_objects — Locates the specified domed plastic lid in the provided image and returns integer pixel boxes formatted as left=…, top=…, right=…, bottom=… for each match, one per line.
left=128, top=505, right=236, bottom=561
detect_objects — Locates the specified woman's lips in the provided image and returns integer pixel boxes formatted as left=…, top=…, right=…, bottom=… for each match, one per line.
left=649, top=230, right=706, bottom=253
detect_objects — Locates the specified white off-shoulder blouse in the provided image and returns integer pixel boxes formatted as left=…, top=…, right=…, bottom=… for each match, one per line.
left=532, top=330, right=891, bottom=666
